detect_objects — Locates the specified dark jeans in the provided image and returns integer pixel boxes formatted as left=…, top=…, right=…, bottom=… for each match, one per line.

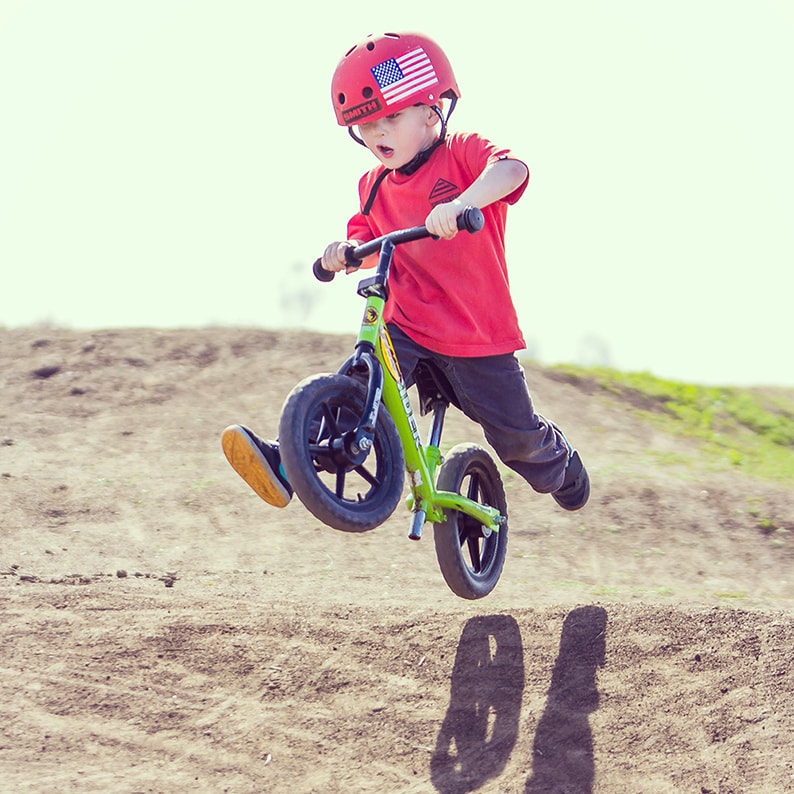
left=387, top=324, right=570, bottom=494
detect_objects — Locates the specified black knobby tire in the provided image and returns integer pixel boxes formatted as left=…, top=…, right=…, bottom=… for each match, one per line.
left=278, top=373, right=405, bottom=532
left=433, top=443, right=508, bottom=599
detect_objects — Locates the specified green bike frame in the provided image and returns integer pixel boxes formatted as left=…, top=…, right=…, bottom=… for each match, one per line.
left=351, top=240, right=504, bottom=541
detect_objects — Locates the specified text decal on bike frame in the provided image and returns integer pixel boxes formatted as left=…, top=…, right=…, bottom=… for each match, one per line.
left=398, top=378, right=422, bottom=451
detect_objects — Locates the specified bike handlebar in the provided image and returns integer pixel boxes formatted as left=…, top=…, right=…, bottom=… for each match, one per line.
left=312, top=206, right=484, bottom=282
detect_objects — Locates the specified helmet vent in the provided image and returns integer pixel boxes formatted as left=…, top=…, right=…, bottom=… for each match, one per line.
left=362, top=87, right=373, bottom=99
left=366, top=41, right=375, bottom=51
left=337, top=92, right=346, bottom=106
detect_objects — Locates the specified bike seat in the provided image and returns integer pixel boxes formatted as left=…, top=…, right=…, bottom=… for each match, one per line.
left=413, top=360, right=462, bottom=416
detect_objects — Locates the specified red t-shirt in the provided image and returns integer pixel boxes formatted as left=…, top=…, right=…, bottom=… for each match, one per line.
left=347, top=131, right=529, bottom=357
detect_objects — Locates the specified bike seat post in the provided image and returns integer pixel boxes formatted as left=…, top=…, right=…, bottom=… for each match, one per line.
left=427, top=401, right=447, bottom=449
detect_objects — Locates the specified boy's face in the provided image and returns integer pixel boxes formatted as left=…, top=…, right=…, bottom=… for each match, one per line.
left=357, top=105, right=440, bottom=170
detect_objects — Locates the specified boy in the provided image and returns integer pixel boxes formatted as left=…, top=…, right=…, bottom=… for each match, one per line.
left=222, top=31, right=589, bottom=512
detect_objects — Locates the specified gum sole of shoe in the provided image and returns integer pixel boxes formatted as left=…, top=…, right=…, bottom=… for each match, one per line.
left=221, top=426, right=291, bottom=508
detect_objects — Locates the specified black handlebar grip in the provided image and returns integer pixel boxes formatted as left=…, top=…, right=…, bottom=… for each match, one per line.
left=312, top=258, right=336, bottom=282
left=343, top=245, right=363, bottom=268
left=457, top=206, right=485, bottom=233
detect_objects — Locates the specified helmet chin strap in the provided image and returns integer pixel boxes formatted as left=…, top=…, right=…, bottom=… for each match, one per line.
left=347, top=126, right=366, bottom=146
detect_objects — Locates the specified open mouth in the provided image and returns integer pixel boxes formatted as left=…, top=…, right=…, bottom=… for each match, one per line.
left=377, top=145, right=394, bottom=158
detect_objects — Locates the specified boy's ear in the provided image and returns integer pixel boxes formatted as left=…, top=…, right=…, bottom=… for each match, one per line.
left=426, top=103, right=442, bottom=127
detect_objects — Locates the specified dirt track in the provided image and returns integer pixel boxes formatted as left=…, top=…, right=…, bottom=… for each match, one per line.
left=2, top=327, right=792, bottom=792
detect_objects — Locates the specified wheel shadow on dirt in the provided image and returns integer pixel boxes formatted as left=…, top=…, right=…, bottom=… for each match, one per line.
left=430, top=606, right=607, bottom=794
left=430, top=614, right=524, bottom=793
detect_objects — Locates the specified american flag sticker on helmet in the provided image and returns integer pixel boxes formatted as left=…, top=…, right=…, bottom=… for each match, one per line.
left=370, top=47, right=438, bottom=106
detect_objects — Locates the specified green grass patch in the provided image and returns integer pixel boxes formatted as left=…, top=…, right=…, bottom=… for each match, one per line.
left=548, top=364, right=794, bottom=482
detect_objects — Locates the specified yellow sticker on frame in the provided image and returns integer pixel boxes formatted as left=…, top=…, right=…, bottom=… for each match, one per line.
left=378, top=326, right=403, bottom=383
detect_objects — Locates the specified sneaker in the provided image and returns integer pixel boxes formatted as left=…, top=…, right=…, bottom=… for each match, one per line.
left=221, top=425, right=293, bottom=507
left=552, top=449, right=590, bottom=511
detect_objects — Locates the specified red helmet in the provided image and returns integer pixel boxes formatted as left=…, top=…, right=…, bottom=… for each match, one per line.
left=331, top=32, right=460, bottom=127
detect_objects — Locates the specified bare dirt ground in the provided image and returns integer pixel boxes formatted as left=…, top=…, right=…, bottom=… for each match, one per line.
left=1, top=326, right=792, bottom=793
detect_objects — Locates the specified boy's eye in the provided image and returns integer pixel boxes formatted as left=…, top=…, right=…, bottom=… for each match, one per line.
left=359, top=111, right=400, bottom=132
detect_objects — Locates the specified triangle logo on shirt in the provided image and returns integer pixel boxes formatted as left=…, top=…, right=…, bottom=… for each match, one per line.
left=429, top=178, right=461, bottom=206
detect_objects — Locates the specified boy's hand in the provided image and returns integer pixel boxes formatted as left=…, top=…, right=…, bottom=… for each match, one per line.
left=321, top=241, right=359, bottom=274
left=425, top=199, right=463, bottom=240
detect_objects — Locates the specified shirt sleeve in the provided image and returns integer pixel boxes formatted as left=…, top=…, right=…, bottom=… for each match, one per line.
left=346, top=210, right=373, bottom=243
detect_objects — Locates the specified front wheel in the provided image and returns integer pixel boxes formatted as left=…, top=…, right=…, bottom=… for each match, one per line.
left=433, top=443, right=508, bottom=600
left=278, top=373, right=405, bottom=532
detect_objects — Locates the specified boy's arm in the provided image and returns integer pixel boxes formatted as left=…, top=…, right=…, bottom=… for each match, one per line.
left=426, top=158, right=529, bottom=239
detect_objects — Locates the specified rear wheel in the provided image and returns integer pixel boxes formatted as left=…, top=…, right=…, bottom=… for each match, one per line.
left=278, top=373, right=404, bottom=532
left=433, top=443, right=508, bottom=599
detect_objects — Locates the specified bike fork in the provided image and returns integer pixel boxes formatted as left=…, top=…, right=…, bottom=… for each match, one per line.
left=337, top=346, right=384, bottom=456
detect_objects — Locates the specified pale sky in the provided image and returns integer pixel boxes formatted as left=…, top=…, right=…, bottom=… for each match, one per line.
left=2, top=1, right=792, bottom=386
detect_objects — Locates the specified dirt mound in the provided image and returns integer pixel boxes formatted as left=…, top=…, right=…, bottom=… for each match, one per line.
left=1, top=326, right=792, bottom=792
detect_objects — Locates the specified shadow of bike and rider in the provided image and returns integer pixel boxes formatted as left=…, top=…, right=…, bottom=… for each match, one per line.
left=430, top=606, right=608, bottom=794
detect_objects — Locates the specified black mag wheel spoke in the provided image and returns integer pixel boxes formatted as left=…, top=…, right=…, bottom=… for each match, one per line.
left=466, top=472, right=480, bottom=502
left=466, top=534, right=482, bottom=572
left=319, top=401, right=345, bottom=439
left=334, top=469, right=346, bottom=498
left=353, top=464, right=379, bottom=487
